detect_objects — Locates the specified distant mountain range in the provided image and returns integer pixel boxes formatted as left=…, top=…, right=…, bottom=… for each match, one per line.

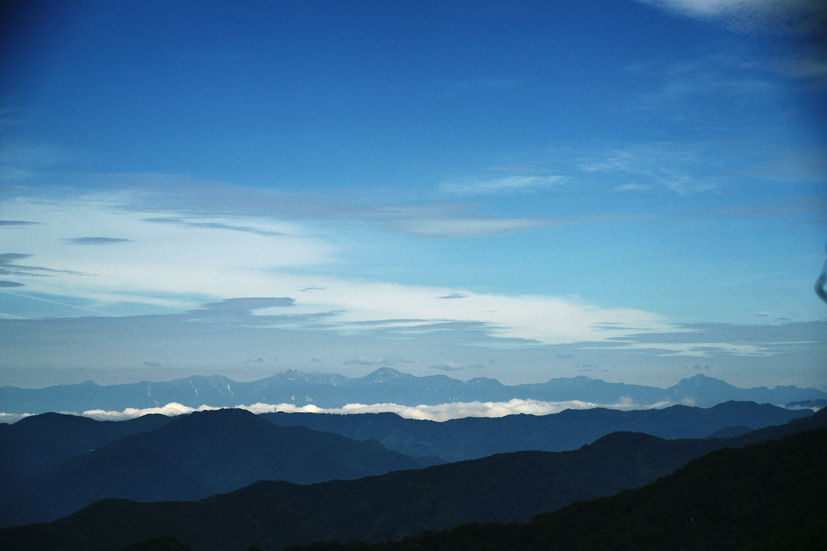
left=2, top=368, right=825, bottom=414
left=0, top=401, right=814, bottom=527
left=1, top=409, right=824, bottom=551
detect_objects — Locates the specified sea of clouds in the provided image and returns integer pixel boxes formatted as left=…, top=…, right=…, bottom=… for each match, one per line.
left=0, top=397, right=674, bottom=424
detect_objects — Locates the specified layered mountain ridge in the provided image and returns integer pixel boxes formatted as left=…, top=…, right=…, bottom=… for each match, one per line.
left=0, top=400, right=814, bottom=528
left=2, top=368, right=825, bottom=415
left=0, top=408, right=823, bottom=551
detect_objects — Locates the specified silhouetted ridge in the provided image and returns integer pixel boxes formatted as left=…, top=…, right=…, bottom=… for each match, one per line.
left=2, top=411, right=823, bottom=551
left=262, top=400, right=811, bottom=461
left=274, top=426, right=827, bottom=551
left=0, top=412, right=173, bottom=494
left=0, top=408, right=438, bottom=527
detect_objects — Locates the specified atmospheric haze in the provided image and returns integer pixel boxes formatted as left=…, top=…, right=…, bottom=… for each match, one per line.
left=0, top=0, right=825, bottom=393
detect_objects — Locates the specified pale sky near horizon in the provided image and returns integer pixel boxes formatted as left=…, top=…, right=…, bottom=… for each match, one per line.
left=1, top=0, right=825, bottom=391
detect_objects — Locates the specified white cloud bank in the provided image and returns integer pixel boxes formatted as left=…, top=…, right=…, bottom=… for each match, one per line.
left=67, top=398, right=673, bottom=423
left=1, top=194, right=672, bottom=345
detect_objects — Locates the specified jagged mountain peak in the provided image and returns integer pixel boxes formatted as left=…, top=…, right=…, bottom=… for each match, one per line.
left=3, top=369, right=826, bottom=415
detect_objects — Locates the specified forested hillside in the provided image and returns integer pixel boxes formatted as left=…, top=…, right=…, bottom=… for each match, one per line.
left=280, top=425, right=827, bottom=551
left=1, top=410, right=824, bottom=551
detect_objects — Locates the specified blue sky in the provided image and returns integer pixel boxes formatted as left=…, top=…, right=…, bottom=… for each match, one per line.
left=1, top=0, right=825, bottom=391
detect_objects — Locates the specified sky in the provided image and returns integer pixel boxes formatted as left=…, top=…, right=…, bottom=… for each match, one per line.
left=1, top=0, right=825, bottom=392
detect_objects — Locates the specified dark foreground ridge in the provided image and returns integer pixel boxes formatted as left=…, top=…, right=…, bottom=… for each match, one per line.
left=283, top=425, right=827, bottom=551
left=0, top=409, right=824, bottom=551
left=0, top=401, right=810, bottom=526
left=0, top=409, right=438, bottom=527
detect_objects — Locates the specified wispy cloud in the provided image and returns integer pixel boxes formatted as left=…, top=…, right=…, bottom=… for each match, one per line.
left=0, top=140, right=73, bottom=182
left=0, top=291, right=116, bottom=317
left=571, top=136, right=822, bottom=195
left=0, top=253, right=34, bottom=275
left=2, top=181, right=821, bottom=391
left=392, top=217, right=554, bottom=238
left=63, top=237, right=131, bottom=245
left=607, top=341, right=768, bottom=357
left=601, top=320, right=827, bottom=358
left=430, top=361, right=484, bottom=372
left=343, top=356, right=395, bottom=366
left=1, top=303, right=822, bottom=389
left=636, top=0, right=827, bottom=34
left=367, top=203, right=611, bottom=239
left=1, top=195, right=334, bottom=310
left=0, top=193, right=677, bottom=346
left=631, top=61, right=781, bottom=115
left=576, top=143, right=722, bottom=194
left=695, top=199, right=826, bottom=218
left=0, top=220, right=40, bottom=227
left=440, top=175, right=565, bottom=196
left=2, top=169, right=658, bottom=242
left=769, top=54, right=827, bottom=84
left=614, top=183, right=650, bottom=192
left=0, top=253, right=85, bottom=277
left=144, top=217, right=286, bottom=237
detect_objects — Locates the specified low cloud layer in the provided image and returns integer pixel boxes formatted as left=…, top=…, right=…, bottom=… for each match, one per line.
left=57, top=397, right=674, bottom=424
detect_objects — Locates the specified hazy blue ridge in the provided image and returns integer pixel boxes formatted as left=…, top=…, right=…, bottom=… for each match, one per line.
left=3, top=369, right=826, bottom=415
left=261, top=401, right=812, bottom=461
left=0, top=401, right=811, bottom=525
left=0, top=413, right=174, bottom=493
left=0, top=409, right=824, bottom=551
left=0, top=409, right=438, bottom=527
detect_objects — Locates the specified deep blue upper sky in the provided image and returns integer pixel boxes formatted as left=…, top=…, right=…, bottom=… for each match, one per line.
left=1, top=0, right=825, bottom=392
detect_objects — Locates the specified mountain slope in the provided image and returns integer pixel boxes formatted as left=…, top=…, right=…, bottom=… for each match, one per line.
left=262, top=400, right=812, bottom=461
left=0, top=408, right=439, bottom=527
left=0, top=412, right=173, bottom=493
left=0, top=401, right=813, bottom=526
left=2, top=447, right=207, bottom=530
left=284, top=425, right=827, bottom=551
left=2, top=409, right=824, bottom=551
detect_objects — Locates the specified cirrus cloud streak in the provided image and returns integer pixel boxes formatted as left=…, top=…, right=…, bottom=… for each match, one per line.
left=637, top=0, right=827, bottom=34
left=2, top=193, right=671, bottom=345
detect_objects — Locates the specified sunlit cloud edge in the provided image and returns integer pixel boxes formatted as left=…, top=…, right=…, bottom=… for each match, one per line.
left=0, top=397, right=684, bottom=425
